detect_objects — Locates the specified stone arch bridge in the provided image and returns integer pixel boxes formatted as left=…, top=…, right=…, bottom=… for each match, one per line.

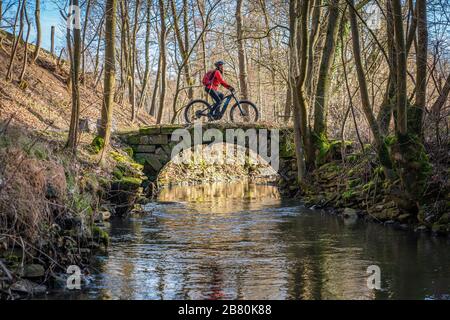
left=118, top=123, right=295, bottom=181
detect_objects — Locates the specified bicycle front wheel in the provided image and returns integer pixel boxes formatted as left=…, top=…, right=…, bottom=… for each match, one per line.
left=184, top=99, right=211, bottom=124
left=229, top=100, right=259, bottom=123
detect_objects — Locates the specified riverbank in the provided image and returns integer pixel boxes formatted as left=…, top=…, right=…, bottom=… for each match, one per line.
left=0, top=124, right=147, bottom=299
left=278, top=141, right=450, bottom=236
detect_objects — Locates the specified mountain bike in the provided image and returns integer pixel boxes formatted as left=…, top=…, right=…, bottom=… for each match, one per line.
left=184, top=89, right=259, bottom=123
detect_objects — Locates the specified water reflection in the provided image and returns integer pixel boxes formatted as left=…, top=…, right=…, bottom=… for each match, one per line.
left=57, top=181, right=450, bottom=300
left=157, top=181, right=282, bottom=214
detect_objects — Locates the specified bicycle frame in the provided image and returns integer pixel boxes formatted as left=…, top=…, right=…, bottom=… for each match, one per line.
left=210, top=91, right=242, bottom=119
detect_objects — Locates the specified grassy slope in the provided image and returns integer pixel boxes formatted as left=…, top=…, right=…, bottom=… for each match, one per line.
left=0, top=31, right=152, bottom=298
left=0, top=30, right=154, bottom=131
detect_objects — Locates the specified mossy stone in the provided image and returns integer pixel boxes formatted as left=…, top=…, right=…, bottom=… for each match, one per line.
left=139, top=126, right=161, bottom=135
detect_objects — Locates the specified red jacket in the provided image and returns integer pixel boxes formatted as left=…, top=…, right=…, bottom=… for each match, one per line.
left=205, top=70, right=231, bottom=91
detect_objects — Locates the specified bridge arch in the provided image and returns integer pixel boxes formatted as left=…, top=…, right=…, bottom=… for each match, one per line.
left=118, top=123, right=295, bottom=185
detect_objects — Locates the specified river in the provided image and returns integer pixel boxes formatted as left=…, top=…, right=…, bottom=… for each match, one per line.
left=51, top=181, right=450, bottom=300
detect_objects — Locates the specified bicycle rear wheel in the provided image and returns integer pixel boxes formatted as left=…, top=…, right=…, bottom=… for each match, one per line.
left=184, top=100, right=212, bottom=124
left=229, top=100, right=259, bottom=123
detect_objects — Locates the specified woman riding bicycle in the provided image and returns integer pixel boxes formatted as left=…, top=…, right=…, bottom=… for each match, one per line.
left=202, top=61, right=235, bottom=117
left=184, top=61, right=258, bottom=123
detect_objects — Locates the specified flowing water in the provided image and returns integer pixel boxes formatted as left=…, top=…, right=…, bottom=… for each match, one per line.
left=53, top=181, right=450, bottom=300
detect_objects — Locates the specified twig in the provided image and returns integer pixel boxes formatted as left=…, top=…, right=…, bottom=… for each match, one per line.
left=0, top=260, right=13, bottom=281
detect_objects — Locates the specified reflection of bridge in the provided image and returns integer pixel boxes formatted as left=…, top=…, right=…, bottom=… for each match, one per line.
left=118, top=123, right=295, bottom=180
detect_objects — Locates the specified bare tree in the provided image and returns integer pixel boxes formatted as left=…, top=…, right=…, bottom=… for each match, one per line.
left=99, top=0, right=117, bottom=153
left=67, top=0, right=82, bottom=153
left=33, top=0, right=41, bottom=62
left=313, top=0, right=340, bottom=143
left=156, top=0, right=167, bottom=124
left=236, top=0, right=249, bottom=100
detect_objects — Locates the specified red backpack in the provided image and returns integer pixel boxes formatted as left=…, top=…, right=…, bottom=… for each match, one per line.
left=202, top=70, right=216, bottom=87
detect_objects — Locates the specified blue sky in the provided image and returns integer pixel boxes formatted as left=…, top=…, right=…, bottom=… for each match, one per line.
left=2, top=1, right=64, bottom=52
left=39, top=2, right=63, bottom=50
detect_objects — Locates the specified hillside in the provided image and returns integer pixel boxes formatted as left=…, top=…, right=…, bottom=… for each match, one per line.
left=0, top=31, right=154, bottom=132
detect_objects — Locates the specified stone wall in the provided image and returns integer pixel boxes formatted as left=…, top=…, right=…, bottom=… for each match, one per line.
left=118, top=124, right=296, bottom=181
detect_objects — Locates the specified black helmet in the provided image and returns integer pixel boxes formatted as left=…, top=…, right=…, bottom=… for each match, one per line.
left=214, top=61, right=225, bottom=68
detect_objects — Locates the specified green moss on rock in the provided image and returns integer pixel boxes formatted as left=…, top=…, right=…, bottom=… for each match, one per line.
left=90, top=136, right=105, bottom=154
left=92, top=225, right=109, bottom=247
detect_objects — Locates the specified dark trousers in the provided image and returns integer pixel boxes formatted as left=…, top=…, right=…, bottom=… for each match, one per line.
left=205, top=88, right=224, bottom=111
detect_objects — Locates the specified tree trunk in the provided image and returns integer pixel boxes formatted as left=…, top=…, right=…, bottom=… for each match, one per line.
left=183, top=0, right=193, bottom=99
left=412, top=0, right=427, bottom=137
left=313, top=0, right=340, bottom=139
left=260, top=0, right=277, bottom=120
left=157, top=0, right=167, bottom=124
left=284, top=83, right=292, bottom=121
left=431, top=72, right=450, bottom=116
left=51, top=26, right=55, bottom=55
left=94, top=22, right=103, bottom=79
left=236, top=0, right=249, bottom=100
left=81, top=0, right=92, bottom=84
left=391, top=0, right=407, bottom=135
left=170, top=0, right=194, bottom=101
left=349, top=0, right=393, bottom=175
left=19, top=4, right=31, bottom=82
left=0, top=1, right=3, bottom=28
left=289, top=0, right=310, bottom=183
left=138, top=0, right=152, bottom=112
left=67, top=0, right=82, bottom=153
left=130, top=0, right=141, bottom=122
left=305, top=0, right=321, bottom=99
left=6, top=0, right=24, bottom=81
left=197, top=0, right=207, bottom=100
left=149, top=54, right=161, bottom=117
left=33, top=0, right=41, bottom=62
left=99, top=0, right=117, bottom=151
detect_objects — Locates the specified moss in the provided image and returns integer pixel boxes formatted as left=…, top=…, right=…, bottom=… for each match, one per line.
left=438, top=213, right=450, bottom=224
left=112, top=168, right=124, bottom=180
left=139, top=126, right=161, bottom=135
left=91, top=225, right=110, bottom=247
left=90, top=136, right=105, bottom=154
left=279, top=132, right=296, bottom=158
left=160, top=124, right=184, bottom=134
left=124, top=147, right=134, bottom=158
left=347, top=154, right=359, bottom=162
left=374, top=166, right=384, bottom=176
left=384, top=135, right=397, bottom=147
left=363, top=144, right=372, bottom=152
left=118, top=176, right=143, bottom=186
left=348, top=178, right=362, bottom=188
left=313, top=132, right=331, bottom=165
left=110, top=150, right=143, bottom=172
left=377, top=141, right=393, bottom=170
left=342, top=190, right=356, bottom=200
left=127, top=135, right=141, bottom=145
left=362, top=180, right=376, bottom=192
left=392, top=133, right=431, bottom=199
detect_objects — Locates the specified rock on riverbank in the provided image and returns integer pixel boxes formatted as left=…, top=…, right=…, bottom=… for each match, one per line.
left=278, top=145, right=450, bottom=235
